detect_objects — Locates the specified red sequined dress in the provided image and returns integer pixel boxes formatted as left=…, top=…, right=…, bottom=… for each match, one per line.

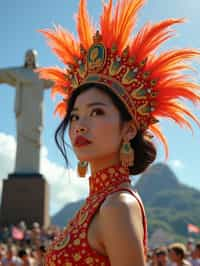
left=45, top=165, right=147, bottom=265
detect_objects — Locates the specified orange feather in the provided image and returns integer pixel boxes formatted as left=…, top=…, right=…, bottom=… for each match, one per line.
left=39, top=27, right=80, bottom=64
left=101, top=0, right=145, bottom=51
left=130, top=18, right=184, bottom=63
left=148, top=49, right=200, bottom=78
left=149, top=124, right=169, bottom=159
left=36, top=67, right=71, bottom=100
left=101, top=0, right=113, bottom=47
left=76, top=0, right=94, bottom=49
left=51, top=85, right=67, bottom=99
left=156, top=83, right=200, bottom=104
left=36, top=67, right=67, bottom=82
left=54, top=100, right=68, bottom=118
left=154, top=105, right=193, bottom=132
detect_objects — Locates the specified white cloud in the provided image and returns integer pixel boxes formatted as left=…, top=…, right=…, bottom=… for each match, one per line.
left=40, top=147, right=89, bottom=214
left=169, top=159, right=185, bottom=170
left=0, top=132, right=89, bottom=215
left=0, top=133, right=16, bottom=175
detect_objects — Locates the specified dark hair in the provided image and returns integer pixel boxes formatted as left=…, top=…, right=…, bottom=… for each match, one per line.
left=156, top=246, right=168, bottom=256
left=170, top=246, right=185, bottom=259
left=39, top=245, right=46, bottom=253
left=169, top=243, right=188, bottom=259
left=196, top=242, right=200, bottom=250
left=18, top=249, right=27, bottom=258
left=55, top=83, right=156, bottom=175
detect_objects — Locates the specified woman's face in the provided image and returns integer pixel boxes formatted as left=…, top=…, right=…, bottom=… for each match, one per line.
left=69, top=87, right=126, bottom=165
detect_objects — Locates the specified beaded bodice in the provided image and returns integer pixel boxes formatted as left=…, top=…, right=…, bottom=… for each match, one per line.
left=44, top=165, right=147, bottom=266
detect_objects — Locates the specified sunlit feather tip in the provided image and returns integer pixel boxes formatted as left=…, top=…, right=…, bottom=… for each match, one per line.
left=38, top=28, right=80, bottom=65
left=149, top=124, right=169, bottom=159
left=76, top=0, right=94, bottom=49
left=54, top=100, right=67, bottom=118
left=101, top=0, right=146, bottom=51
left=130, top=18, right=185, bottom=63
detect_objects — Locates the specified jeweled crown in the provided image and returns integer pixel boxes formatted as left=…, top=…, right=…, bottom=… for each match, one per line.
left=37, top=0, right=200, bottom=156
left=66, top=30, right=158, bottom=130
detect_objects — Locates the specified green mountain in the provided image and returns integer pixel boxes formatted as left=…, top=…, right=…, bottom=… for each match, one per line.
left=52, top=163, right=200, bottom=241
left=135, top=163, right=200, bottom=241
left=52, top=200, right=84, bottom=228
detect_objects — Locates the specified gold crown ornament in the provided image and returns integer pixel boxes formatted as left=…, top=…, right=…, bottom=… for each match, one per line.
left=37, top=0, right=200, bottom=157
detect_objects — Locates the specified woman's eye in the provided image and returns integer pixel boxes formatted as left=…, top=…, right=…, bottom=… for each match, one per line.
left=91, top=108, right=105, bottom=117
left=70, top=114, right=79, bottom=122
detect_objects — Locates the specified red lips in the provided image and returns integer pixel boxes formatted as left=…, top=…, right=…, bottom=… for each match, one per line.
left=74, top=135, right=92, bottom=147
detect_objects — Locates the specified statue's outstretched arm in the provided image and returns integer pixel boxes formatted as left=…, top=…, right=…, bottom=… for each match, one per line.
left=0, top=67, right=18, bottom=87
left=43, top=79, right=54, bottom=89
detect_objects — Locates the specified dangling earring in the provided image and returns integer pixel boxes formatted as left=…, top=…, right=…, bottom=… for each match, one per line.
left=120, top=140, right=134, bottom=168
left=77, top=161, right=88, bottom=177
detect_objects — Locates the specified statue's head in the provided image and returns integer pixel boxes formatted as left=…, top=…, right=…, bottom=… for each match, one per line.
left=24, top=49, right=38, bottom=69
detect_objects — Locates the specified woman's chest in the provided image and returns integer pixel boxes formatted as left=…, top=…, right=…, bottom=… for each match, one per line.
left=45, top=196, right=109, bottom=266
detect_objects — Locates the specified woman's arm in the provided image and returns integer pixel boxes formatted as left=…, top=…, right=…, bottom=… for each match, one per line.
left=99, top=191, right=145, bottom=266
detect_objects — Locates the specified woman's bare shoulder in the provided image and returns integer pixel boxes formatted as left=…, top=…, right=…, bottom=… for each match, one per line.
left=100, top=189, right=141, bottom=213
left=97, top=190, right=145, bottom=266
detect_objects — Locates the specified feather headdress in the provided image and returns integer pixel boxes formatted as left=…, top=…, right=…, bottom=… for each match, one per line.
left=37, top=0, right=200, bottom=157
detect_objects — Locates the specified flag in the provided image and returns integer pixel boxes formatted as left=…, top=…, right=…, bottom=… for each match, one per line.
left=12, top=226, right=24, bottom=240
left=187, top=223, right=200, bottom=234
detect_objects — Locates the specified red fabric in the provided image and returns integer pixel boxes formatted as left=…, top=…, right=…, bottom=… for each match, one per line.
left=45, top=165, right=147, bottom=265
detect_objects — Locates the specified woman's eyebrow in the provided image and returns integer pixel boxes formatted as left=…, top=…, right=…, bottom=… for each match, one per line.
left=72, top=102, right=107, bottom=111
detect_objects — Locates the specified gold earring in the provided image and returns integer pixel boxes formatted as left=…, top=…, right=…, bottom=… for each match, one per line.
left=120, top=140, right=134, bottom=168
left=77, top=161, right=88, bottom=177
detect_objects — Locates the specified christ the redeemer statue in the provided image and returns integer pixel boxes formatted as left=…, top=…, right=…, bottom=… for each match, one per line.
left=0, top=49, right=53, bottom=174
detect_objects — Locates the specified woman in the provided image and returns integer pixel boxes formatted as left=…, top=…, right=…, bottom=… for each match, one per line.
left=37, top=0, right=200, bottom=265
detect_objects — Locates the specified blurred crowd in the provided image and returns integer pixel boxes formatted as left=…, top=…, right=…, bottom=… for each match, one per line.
left=146, top=240, right=200, bottom=266
left=0, top=221, right=61, bottom=266
left=0, top=222, right=199, bottom=266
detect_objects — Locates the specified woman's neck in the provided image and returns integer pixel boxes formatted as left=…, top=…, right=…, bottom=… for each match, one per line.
left=90, top=154, right=120, bottom=175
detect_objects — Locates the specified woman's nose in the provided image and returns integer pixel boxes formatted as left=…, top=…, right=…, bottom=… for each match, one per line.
left=75, top=126, right=88, bottom=134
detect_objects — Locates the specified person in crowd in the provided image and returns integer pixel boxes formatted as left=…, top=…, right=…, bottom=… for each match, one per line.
left=30, top=223, right=41, bottom=248
left=148, top=249, right=158, bottom=266
left=156, top=247, right=170, bottom=266
left=1, top=245, right=21, bottom=266
left=1, top=228, right=10, bottom=244
left=0, top=244, right=6, bottom=265
left=147, top=247, right=170, bottom=266
left=37, top=0, right=200, bottom=265
left=18, top=249, right=37, bottom=266
left=190, top=243, right=200, bottom=266
left=18, top=250, right=30, bottom=266
left=34, top=245, right=46, bottom=266
left=168, top=243, right=192, bottom=266
left=146, top=251, right=153, bottom=266
left=187, top=239, right=195, bottom=256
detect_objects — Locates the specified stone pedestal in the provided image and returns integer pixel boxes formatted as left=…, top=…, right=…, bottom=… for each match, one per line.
left=0, top=174, right=50, bottom=228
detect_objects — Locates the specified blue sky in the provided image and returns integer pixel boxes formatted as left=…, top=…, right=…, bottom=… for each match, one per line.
left=0, top=0, right=200, bottom=214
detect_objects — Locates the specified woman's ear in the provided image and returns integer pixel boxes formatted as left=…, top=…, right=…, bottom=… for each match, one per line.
left=122, top=121, right=137, bottom=141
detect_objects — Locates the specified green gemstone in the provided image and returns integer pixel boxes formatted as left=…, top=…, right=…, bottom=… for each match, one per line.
left=124, top=144, right=130, bottom=152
